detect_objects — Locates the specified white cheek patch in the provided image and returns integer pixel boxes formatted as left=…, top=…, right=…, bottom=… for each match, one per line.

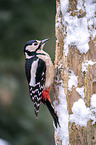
left=26, top=45, right=35, bottom=52
left=29, top=59, right=39, bottom=86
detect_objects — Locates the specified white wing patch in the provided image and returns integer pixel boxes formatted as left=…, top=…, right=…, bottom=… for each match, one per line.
left=29, top=59, right=39, bottom=86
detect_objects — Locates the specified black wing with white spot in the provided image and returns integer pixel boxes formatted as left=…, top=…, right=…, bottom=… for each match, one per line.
left=25, top=57, right=38, bottom=83
left=28, top=58, right=46, bottom=117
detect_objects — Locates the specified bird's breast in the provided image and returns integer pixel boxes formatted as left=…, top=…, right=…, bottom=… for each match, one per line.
left=37, top=53, right=54, bottom=89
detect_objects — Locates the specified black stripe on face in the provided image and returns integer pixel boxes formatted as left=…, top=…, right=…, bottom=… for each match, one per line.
left=36, top=41, right=42, bottom=51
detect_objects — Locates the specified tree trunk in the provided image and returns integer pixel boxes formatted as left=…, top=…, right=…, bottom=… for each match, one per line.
left=54, top=0, right=96, bottom=144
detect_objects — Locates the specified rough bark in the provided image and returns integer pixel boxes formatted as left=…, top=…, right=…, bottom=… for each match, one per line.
left=54, top=0, right=96, bottom=144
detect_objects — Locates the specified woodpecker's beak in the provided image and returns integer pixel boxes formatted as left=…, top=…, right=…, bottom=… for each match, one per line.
left=41, top=38, right=49, bottom=45
left=37, top=38, right=49, bottom=50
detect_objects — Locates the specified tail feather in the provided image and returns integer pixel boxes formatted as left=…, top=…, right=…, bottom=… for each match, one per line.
left=45, top=99, right=60, bottom=128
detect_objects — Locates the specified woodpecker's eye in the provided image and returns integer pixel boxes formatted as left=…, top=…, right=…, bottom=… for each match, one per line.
left=34, top=42, right=38, bottom=46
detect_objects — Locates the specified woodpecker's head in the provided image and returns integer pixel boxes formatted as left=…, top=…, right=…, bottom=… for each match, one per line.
left=24, top=38, right=49, bottom=57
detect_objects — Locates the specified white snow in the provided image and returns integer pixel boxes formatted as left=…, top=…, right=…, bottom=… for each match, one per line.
left=56, top=17, right=62, bottom=28
left=54, top=87, right=96, bottom=144
left=76, top=86, right=85, bottom=99
left=54, top=85, right=69, bottom=145
left=68, top=69, right=78, bottom=91
left=82, top=60, right=96, bottom=72
left=64, top=16, right=90, bottom=55
left=91, top=94, right=96, bottom=108
left=60, top=0, right=69, bottom=15
left=59, top=0, right=96, bottom=56
left=85, top=1, right=96, bottom=20
left=90, top=94, right=96, bottom=125
left=84, top=1, right=96, bottom=39
left=70, top=94, right=96, bottom=126
left=0, top=139, right=9, bottom=145
left=77, top=0, right=84, bottom=11
left=69, top=99, right=90, bottom=126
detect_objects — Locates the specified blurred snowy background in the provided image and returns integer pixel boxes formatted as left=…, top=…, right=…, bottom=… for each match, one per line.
left=0, top=0, right=56, bottom=145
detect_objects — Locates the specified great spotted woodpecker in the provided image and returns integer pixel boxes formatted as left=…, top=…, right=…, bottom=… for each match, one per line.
left=23, top=38, right=60, bottom=128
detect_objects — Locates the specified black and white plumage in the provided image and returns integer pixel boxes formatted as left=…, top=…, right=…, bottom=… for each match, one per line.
left=25, top=56, right=46, bottom=117
left=23, top=38, right=60, bottom=127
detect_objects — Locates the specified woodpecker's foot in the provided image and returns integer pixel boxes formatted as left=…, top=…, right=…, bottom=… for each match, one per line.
left=42, top=86, right=52, bottom=102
